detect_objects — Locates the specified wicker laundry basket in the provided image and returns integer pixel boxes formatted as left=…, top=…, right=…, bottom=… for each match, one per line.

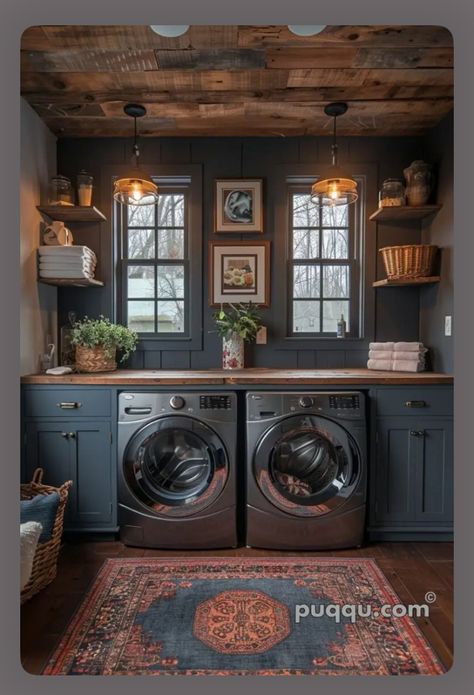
left=20, top=468, right=72, bottom=603
left=380, top=244, right=437, bottom=279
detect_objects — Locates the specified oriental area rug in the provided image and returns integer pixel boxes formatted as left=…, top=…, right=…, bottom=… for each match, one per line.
left=43, top=557, right=443, bottom=676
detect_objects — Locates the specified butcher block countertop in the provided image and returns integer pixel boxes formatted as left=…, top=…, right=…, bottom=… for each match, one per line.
left=21, top=368, right=453, bottom=386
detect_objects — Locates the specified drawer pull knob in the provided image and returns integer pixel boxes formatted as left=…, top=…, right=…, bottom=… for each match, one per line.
left=57, top=402, right=82, bottom=409
left=405, top=400, right=426, bottom=408
left=68, top=432, right=76, bottom=439
left=61, top=432, right=69, bottom=438
left=410, top=430, right=425, bottom=437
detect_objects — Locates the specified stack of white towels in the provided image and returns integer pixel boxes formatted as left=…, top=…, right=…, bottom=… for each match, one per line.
left=368, top=342, right=428, bottom=373
left=38, top=245, right=97, bottom=280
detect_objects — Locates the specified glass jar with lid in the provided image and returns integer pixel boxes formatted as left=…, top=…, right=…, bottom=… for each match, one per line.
left=379, top=178, right=406, bottom=208
left=77, top=170, right=94, bottom=206
left=48, top=175, right=73, bottom=206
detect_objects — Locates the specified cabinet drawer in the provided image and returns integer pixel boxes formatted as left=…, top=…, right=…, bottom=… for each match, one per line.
left=376, top=388, right=453, bottom=417
left=24, top=388, right=111, bottom=418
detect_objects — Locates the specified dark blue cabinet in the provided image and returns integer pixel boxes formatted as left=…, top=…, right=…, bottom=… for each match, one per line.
left=25, top=420, right=114, bottom=530
left=369, top=386, right=453, bottom=540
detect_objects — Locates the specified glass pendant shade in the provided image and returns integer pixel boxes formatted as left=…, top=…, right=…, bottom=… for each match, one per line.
left=114, top=103, right=159, bottom=206
left=312, top=102, right=358, bottom=206
left=113, top=171, right=158, bottom=206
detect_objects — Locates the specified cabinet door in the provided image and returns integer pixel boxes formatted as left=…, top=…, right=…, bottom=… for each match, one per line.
left=374, top=418, right=417, bottom=524
left=69, top=421, right=113, bottom=526
left=413, top=418, right=453, bottom=524
left=24, top=421, right=74, bottom=523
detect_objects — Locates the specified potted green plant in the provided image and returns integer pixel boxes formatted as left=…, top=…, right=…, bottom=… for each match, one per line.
left=213, top=302, right=263, bottom=369
left=71, top=316, right=138, bottom=373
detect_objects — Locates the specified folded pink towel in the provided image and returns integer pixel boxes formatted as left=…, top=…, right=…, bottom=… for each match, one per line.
left=393, top=350, right=427, bottom=360
left=368, top=350, right=395, bottom=360
left=392, top=360, right=425, bottom=373
left=393, top=342, right=426, bottom=352
left=369, top=342, right=394, bottom=351
left=367, top=359, right=392, bottom=371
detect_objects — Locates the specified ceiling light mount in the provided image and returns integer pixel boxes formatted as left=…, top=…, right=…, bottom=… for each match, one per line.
left=150, top=25, right=190, bottom=38
left=287, top=25, right=327, bottom=37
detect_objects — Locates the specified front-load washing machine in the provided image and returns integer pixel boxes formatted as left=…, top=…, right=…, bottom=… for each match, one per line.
left=118, top=391, right=237, bottom=548
left=246, top=391, right=367, bottom=550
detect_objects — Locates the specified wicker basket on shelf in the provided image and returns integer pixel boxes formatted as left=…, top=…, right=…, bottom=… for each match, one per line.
left=379, top=244, right=437, bottom=280
left=20, top=468, right=72, bottom=603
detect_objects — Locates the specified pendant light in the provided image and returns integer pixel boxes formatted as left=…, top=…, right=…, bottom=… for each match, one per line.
left=311, top=102, right=358, bottom=207
left=113, top=103, right=159, bottom=207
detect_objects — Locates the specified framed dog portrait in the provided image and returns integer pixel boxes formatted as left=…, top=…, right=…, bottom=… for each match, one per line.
left=214, top=179, right=263, bottom=233
left=209, top=241, right=270, bottom=306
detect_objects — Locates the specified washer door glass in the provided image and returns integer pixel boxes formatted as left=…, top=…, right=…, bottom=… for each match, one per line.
left=123, top=416, right=229, bottom=517
left=254, top=415, right=359, bottom=517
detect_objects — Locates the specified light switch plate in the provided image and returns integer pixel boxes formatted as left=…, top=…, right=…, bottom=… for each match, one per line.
left=445, top=315, right=452, bottom=336
left=256, top=326, right=267, bottom=344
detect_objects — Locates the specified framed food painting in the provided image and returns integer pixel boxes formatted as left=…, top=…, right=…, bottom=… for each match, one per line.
left=214, top=179, right=263, bottom=233
left=209, top=241, right=270, bottom=307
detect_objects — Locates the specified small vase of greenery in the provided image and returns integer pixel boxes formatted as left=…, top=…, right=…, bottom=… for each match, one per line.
left=213, top=302, right=263, bottom=369
left=71, top=316, right=138, bottom=373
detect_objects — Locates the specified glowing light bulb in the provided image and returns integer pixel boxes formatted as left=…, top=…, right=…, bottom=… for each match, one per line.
left=329, top=183, right=340, bottom=201
left=131, top=181, right=142, bottom=202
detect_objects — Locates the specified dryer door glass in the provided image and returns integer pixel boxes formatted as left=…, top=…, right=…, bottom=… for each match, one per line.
left=123, top=416, right=229, bottom=517
left=254, top=415, right=360, bottom=517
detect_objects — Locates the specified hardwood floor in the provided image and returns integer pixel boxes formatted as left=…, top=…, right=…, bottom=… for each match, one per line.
left=21, top=541, right=453, bottom=675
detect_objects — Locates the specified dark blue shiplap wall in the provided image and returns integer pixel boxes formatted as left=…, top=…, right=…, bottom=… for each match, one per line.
left=57, top=133, right=438, bottom=370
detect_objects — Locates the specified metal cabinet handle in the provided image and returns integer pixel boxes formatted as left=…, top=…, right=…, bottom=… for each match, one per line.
left=405, top=400, right=427, bottom=408
left=410, top=430, right=425, bottom=437
left=68, top=432, right=76, bottom=439
left=61, top=432, right=69, bottom=438
left=57, top=402, right=82, bottom=409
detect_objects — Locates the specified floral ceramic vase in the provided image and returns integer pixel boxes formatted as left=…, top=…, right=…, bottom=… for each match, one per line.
left=222, top=333, right=244, bottom=369
left=403, top=160, right=432, bottom=206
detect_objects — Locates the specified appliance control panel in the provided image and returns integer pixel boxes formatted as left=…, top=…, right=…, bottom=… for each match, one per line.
left=329, top=394, right=360, bottom=410
left=200, top=395, right=232, bottom=410
left=246, top=392, right=364, bottom=421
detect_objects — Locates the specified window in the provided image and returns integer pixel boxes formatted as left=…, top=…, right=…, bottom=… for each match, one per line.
left=288, top=185, right=359, bottom=337
left=119, top=181, right=190, bottom=337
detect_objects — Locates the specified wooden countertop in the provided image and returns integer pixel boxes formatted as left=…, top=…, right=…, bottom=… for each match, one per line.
left=21, top=368, right=453, bottom=386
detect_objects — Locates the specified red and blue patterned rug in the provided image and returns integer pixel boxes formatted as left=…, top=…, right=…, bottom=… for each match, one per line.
left=44, top=558, right=444, bottom=676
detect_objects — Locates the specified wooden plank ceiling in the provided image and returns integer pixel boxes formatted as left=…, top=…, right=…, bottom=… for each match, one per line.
left=21, top=25, right=454, bottom=137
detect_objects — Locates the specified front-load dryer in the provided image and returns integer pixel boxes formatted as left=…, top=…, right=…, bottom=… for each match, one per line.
left=118, top=392, right=237, bottom=549
left=246, top=391, right=367, bottom=550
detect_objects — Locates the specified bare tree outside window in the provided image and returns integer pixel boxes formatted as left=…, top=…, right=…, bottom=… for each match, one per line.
left=290, top=190, right=355, bottom=335
left=122, top=190, right=188, bottom=334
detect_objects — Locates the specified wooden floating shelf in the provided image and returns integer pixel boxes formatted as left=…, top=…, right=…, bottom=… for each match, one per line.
left=373, top=276, right=440, bottom=287
left=39, top=277, right=104, bottom=288
left=37, top=205, right=107, bottom=222
left=369, top=205, right=442, bottom=222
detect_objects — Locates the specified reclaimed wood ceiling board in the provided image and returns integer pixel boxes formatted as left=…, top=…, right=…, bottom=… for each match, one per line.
left=21, top=25, right=454, bottom=137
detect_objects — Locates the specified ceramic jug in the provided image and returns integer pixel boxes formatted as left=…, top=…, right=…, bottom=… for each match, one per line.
left=403, top=160, right=432, bottom=206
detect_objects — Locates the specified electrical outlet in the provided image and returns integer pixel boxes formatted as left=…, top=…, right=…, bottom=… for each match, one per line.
left=256, top=326, right=267, bottom=344
left=445, top=315, right=452, bottom=337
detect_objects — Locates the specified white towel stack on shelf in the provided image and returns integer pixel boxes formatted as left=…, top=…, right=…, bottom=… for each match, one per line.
left=38, top=246, right=97, bottom=280
left=367, top=342, right=428, bottom=372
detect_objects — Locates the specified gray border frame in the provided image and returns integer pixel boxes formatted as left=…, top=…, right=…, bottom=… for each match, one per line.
left=2, top=2, right=471, bottom=694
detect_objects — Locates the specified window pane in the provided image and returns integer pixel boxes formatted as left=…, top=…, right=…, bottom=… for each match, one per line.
left=293, top=265, right=320, bottom=298
left=323, top=300, right=350, bottom=333
left=127, top=266, right=155, bottom=298
left=127, top=204, right=155, bottom=227
left=293, top=300, right=320, bottom=333
left=128, top=229, right=155, bottom=259
left=128, top=301, right=155, bottom=332
left=158, top=229, right=184, bottom=259
left=293, top=229, right=319, bottom=259
left=322, top=229, right=349, bottom=259
left=323, top=265, right=349, bottom=298
left=321, top=204, right=348, bottom=227
left=158, top=194, right=185, bottom=227
left=292, top=193, right=319, bottom=227
left=157, top=300, right=185, bottom=333
left=157, top=265, right=185, bottom=299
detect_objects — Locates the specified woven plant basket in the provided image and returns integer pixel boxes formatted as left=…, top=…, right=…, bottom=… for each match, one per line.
left=20, top=469, right=72, bottom=603
left=75, top=344, right=117, bottom=373
left=380, top=244, right=437, bottom=280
